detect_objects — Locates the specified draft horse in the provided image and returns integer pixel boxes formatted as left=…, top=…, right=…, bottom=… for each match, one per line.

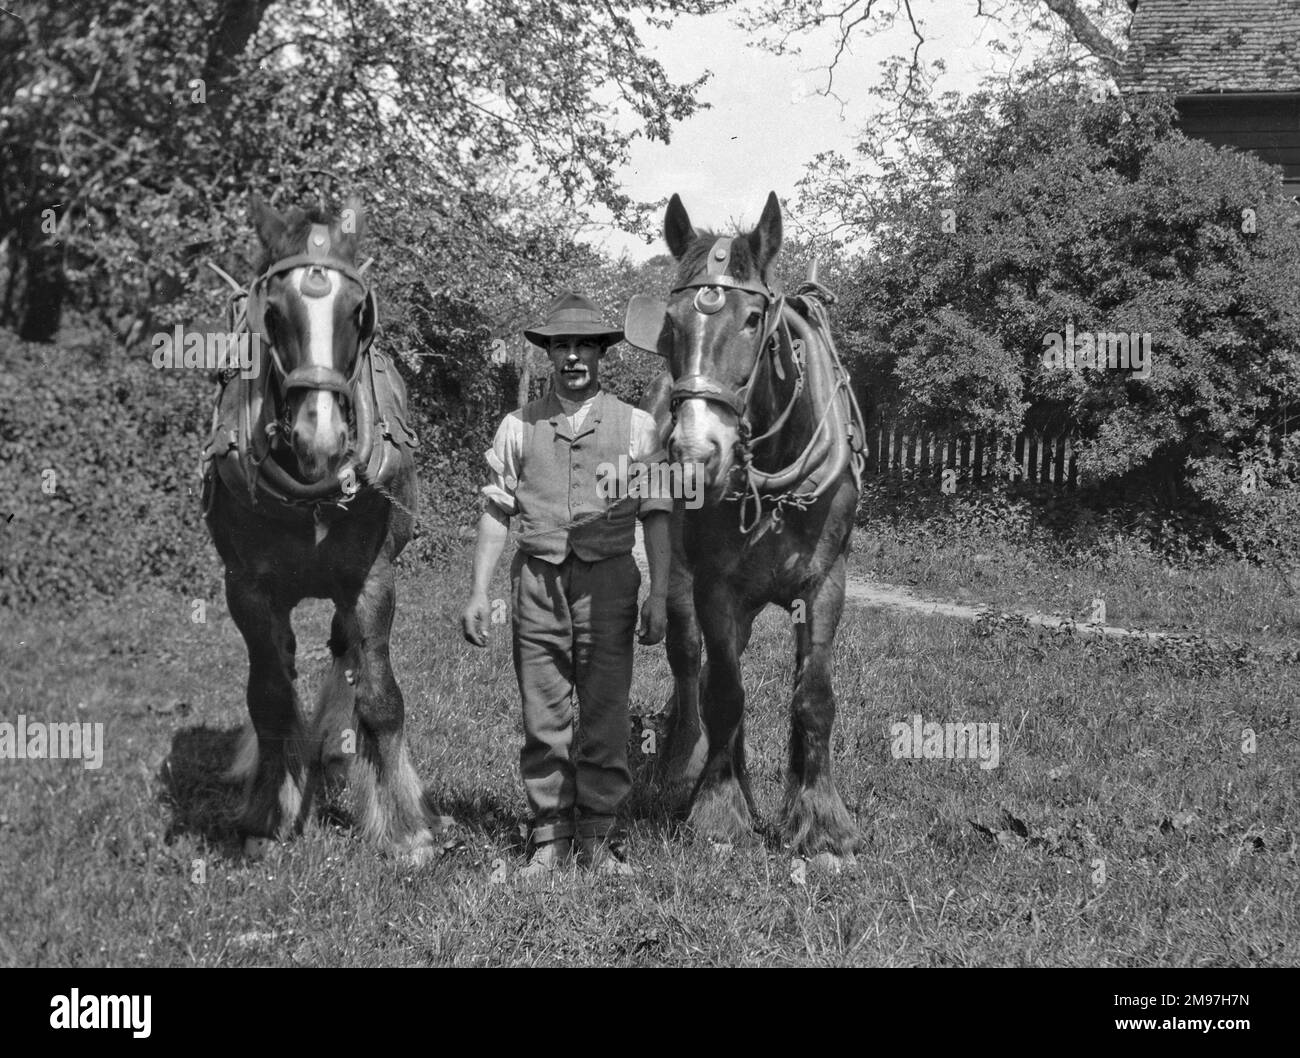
left=202, top=196, right=439, bottom=862
left=633, top=192, right=867, bottom=863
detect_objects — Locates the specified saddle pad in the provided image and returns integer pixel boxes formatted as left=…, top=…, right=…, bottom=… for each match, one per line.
left=368, top=350, right=418, bottom=453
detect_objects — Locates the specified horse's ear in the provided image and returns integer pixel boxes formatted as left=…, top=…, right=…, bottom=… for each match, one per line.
left=664, top=193, right=696, bottom=260
left=340, top=195, right=366, bottom=245
left=249, top=193, right=287, bottom=248
left=747, top=191, right=783, bottom=275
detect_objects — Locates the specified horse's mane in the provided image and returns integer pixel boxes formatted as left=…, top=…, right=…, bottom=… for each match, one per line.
left=675, top=228, right=767, bottom=286
left=255, top=206, right=354, bottom=272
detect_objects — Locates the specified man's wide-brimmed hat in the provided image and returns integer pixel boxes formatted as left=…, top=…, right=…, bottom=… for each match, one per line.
left=524, top=291, right=624, bottom=348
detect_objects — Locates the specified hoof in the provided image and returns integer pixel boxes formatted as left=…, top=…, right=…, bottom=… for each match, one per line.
left=808, top=851, right=857, bottom=875
left=428, top=813, right=457, bottom=837
left=391, top=829, right=438, bottom=867
left=321, top=755, right=351, bottom=788
left=687, top=781, right=755, bottom=845
left=397, top=843, right=438, bottom=869
left=243, top=836, right=274, bottom=860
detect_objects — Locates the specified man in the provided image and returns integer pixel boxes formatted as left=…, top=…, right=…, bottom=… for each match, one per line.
left=461, top=291, right=671, bottom=879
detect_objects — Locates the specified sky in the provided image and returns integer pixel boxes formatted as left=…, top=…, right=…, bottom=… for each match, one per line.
left=585, top=0, right=1058, bottom=261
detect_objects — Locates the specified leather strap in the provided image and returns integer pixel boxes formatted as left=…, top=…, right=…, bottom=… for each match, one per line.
left=282, top=363, right=353, bottom=394
left=670, top=373, right=748, bottom=416
left=670, top=236, right=774, bottom=301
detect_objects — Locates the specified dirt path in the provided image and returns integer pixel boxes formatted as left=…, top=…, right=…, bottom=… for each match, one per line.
left=631, top=526, right=1176, bottom=641
left=836, top=576, right=1177, bottom=639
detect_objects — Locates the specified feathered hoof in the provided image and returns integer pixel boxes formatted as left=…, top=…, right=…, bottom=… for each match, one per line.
left=427, top=813, right=457, bottom=837
left=243, top=836, right=275, bottom=860
left=321, top=753, right=351, bottom=790
left=807, top=850, right=858, bottom=875
left=782, top=783, right=861, bottom=859
left=687, top=781, right=756, bottom=845
left=390, top=829, right=439, bottom=868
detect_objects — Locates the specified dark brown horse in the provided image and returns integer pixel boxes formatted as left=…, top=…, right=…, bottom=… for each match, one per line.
left=636, top=192, right=866, bottom=865
left=202, top=197, right=439, bottom=862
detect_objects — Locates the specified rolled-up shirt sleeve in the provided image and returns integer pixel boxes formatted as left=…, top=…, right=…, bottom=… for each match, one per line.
left=481, top=414, right=522, bottom=516
left=631, top=407, right=674, bottom=517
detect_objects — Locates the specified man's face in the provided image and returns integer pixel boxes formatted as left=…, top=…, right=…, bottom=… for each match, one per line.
left=547, top=335, right=603, bottom=399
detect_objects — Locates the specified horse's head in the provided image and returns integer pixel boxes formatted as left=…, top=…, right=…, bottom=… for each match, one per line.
left=248, top=195, right=377, bottom=484
left=661, top=192, right=783, bottom=496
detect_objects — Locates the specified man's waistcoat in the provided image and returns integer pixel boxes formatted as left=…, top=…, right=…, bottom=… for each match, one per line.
left=514, top=389, right=637, bottom=564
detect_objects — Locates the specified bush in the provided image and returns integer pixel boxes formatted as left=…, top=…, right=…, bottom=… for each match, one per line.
left=808, top=82, right=1300, bottom=546
left=0, top=325, right=217, bottom=608
left=0, top=323, right=496, bottom=608
left=856, top=472, right=1232, bottom=569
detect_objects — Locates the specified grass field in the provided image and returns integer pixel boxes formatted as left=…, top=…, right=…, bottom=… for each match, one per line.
left=857, top=528, right=1300, bottom=643
left=1, top=543, right=1297, bottom=967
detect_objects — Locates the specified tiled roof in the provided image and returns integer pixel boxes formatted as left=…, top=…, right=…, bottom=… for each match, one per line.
left=1123, top=0, right=1300, bottom=93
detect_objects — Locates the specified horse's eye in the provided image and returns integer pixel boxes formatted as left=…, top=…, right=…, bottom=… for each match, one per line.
left=745, top=310, right=762, bottom=329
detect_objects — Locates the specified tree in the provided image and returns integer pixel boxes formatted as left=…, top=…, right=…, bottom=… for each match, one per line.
left=740, top=0, right=1133, bottom=119
left=805, top=82, right=1300, bottom=514
left=0, top=0, right=724, bottom=341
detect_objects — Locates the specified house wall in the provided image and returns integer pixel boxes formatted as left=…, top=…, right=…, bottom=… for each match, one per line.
left=1175, top=94, right=1300, bottom=196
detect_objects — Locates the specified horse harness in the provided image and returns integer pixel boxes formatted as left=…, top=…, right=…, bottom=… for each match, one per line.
left=668, top=238, right=865, bottom=533
left=201, top=225, right=418, bottom=527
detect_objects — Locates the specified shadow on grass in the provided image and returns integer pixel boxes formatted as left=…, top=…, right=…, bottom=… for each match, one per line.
left=424, top=762, right=691, bottom=855
left=160, top=724, right=245, bottom=856
left=157, top=722, right=710, bottom=863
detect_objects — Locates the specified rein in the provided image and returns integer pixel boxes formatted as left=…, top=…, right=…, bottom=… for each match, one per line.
left=669, top=244, right=865, bottom=533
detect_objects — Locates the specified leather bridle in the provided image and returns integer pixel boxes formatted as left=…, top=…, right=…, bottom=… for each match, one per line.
left=670, top=236, right=800, bottom=447
left=245, top=222, right=378, bottom=398
left=664, top=242, right=864, bottom=534
left=233, top=224, right=382, bottom=504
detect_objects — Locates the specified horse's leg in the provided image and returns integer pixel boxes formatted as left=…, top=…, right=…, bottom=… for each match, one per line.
left=783, top=552, right=861, bottom=862
left=340, top=556, right=439, bottom=863
left=686, top=577, right=759, bottom=844
left=656, top=507, right=707, bottom=795
left=225, top=573, right=310, bottom=855
left=313, top=608, right=360, bottom=794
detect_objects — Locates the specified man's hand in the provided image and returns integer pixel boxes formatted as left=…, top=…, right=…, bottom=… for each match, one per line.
left=637, top=594, right=667, bottom=645
left=461, top=592, right=492, bottom=647
left=463, top=506, right=509, bottom=647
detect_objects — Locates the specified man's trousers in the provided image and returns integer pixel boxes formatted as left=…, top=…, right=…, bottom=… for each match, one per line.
left=510, top=550, right=640, bottom=843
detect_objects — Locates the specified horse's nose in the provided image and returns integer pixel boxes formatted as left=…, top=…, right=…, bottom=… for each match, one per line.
left=296, top=402, right=347, bottom=444
left=292, top=390, right=349, bottom=477
left=669, top=431, right=720, bottom=472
